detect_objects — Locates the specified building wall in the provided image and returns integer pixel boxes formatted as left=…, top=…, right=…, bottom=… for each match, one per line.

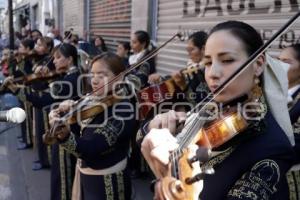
left=131, top=0, right=150, bottom=33
left=89, top=0, right=132, bottom=51
left=62, top=0, right=85, bottom=37
left=155, top=0, right=300, bottom=75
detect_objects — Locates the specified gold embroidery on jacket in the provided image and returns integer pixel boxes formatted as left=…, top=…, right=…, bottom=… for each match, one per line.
left=104, top=174, right=114, bottom=199
left=202, top=147, right=234, bottom=170
left=116, top=171, right=125, bottom=200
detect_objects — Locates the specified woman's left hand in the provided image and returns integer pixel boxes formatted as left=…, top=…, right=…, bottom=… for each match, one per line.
left=141, top=128, right=179, bottom=178
left=148, top=73, right=162, bottom=84
left=54, top=123, right=71, bottom=141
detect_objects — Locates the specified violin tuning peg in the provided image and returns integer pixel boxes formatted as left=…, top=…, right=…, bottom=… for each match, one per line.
left=188, top=147, right=211, bottom=165
left=185, top=167, right=215, bottom=185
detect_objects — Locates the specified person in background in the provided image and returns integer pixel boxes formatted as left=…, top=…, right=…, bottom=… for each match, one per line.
left=148, top=31, right=207, bottom=86
left=129, top=30, right=156, bottom=88
left=71, top=34, right=79, bottom=48
left=52, top=28, right=63, bottom=41
left=116, top=41, right=131, bottom=67
left=279, top=44, right=300, bottom=200
left=30, top=29, right=43, bottom=43
left=46, top=32, right=62, bottom=47
left=94, top=35, right=108, bottom=52
left=10, top=43, right=81, bottom=200
left=63, top=30, right=73, bottom=44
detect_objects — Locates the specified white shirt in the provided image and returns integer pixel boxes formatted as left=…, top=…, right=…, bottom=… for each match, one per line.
left=129, top=50, right=146, bottom=65
left=288, top=84, right=300, bottom=103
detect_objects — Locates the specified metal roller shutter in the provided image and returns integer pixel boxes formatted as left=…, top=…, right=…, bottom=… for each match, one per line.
left=156, top=0, right=300, bottom=75
left=89, top=0, right=132, bottom=52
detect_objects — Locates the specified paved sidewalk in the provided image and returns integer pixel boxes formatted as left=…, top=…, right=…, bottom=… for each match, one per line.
left=0, top=122, right=50, bottom=200
left=0, top=94, right=153, bottom=200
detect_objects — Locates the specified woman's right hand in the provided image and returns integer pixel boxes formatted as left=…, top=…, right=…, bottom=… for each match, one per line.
left=48, top=100, right=75, bottom=126
left=48, top=108, right=61, bottom=127
left=58, top=100, right=76, bottom=113
left=35, top=66, right=49, bottom=75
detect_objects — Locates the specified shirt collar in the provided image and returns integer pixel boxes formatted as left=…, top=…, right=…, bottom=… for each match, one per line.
left=288, top=84, right=300, bottom=98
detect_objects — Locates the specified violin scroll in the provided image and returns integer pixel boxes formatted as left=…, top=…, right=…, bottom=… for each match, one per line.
left=159, top=177, right=187, bottom=200
left=43, top=131, right=58, bottom=145
left=43, top=119, right=70, bottom=145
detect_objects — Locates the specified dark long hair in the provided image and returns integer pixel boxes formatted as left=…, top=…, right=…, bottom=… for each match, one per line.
left=53, top=43, right=78, bottom=66
left=91, top=52, right=125, bottom=75
left=21, top=39, right=35, bottom=50
left=188, top=31, right=208, bottom=49
left=94, top=36, right=108, bottom=52
left=39, top=36, right=54, bottom=53
left=134, top=30, right=150, bottom=49
left=209, top=21, right=263, bottom=56
left=118, top=41, right=131, bottom=57
left=289, top=43, right=300, bottom=62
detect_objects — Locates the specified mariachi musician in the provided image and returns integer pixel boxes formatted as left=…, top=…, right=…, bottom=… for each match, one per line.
left=279, top=44, right=300, bottom=200
left=9, top=43, right=82, bottom=200
left=1, top=38, right=37, bottom=150
left=141, top=21, right=295, bottom=199
left=48, top=52, right=139, bottom=200
left=146, top=31, right=209, bottom=106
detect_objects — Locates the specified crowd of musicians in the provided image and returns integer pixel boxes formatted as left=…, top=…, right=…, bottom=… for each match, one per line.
left=0, top=19, right=299, bottom=200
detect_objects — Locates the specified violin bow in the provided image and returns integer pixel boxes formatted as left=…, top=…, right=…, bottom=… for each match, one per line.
left=62, top=32, right=183, bottom=107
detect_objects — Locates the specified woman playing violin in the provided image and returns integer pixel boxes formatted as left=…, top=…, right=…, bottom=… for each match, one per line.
left=33, top=36, right=55, bottom=69
left=14, top=43, right=82, bottom=200
left=141, top=21, right=295, bottom=199
left=145, top=31, right=208, bottom=108
left=148, top=31, right=207, bottom=85
left=13, top=39, right=35, bottom=76
left=0, top=39, right=36, bottom=150
left=49, top=52, right=138, bottom=200
left=17, top=43, right=81, bottom=107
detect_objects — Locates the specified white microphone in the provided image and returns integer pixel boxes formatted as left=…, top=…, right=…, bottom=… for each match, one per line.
left=0, top=107, right=26, bottom=123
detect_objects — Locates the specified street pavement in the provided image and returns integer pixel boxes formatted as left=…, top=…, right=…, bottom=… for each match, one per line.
left=0, top=94, right=153, bottom=200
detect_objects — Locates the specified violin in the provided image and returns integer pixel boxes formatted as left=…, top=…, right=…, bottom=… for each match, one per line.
left=5, top=70, right=64, bottom=86
left=157, top=103, right=249, bottom=200
left=137, top=66, right=201, bottom=120
left=10, top=50, right=39, bottom=64
left=0, top=70, right=64, bottom=92
left=43, top=92, right=124, bottom=145
left=154, top=11, right=300, bottom=200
